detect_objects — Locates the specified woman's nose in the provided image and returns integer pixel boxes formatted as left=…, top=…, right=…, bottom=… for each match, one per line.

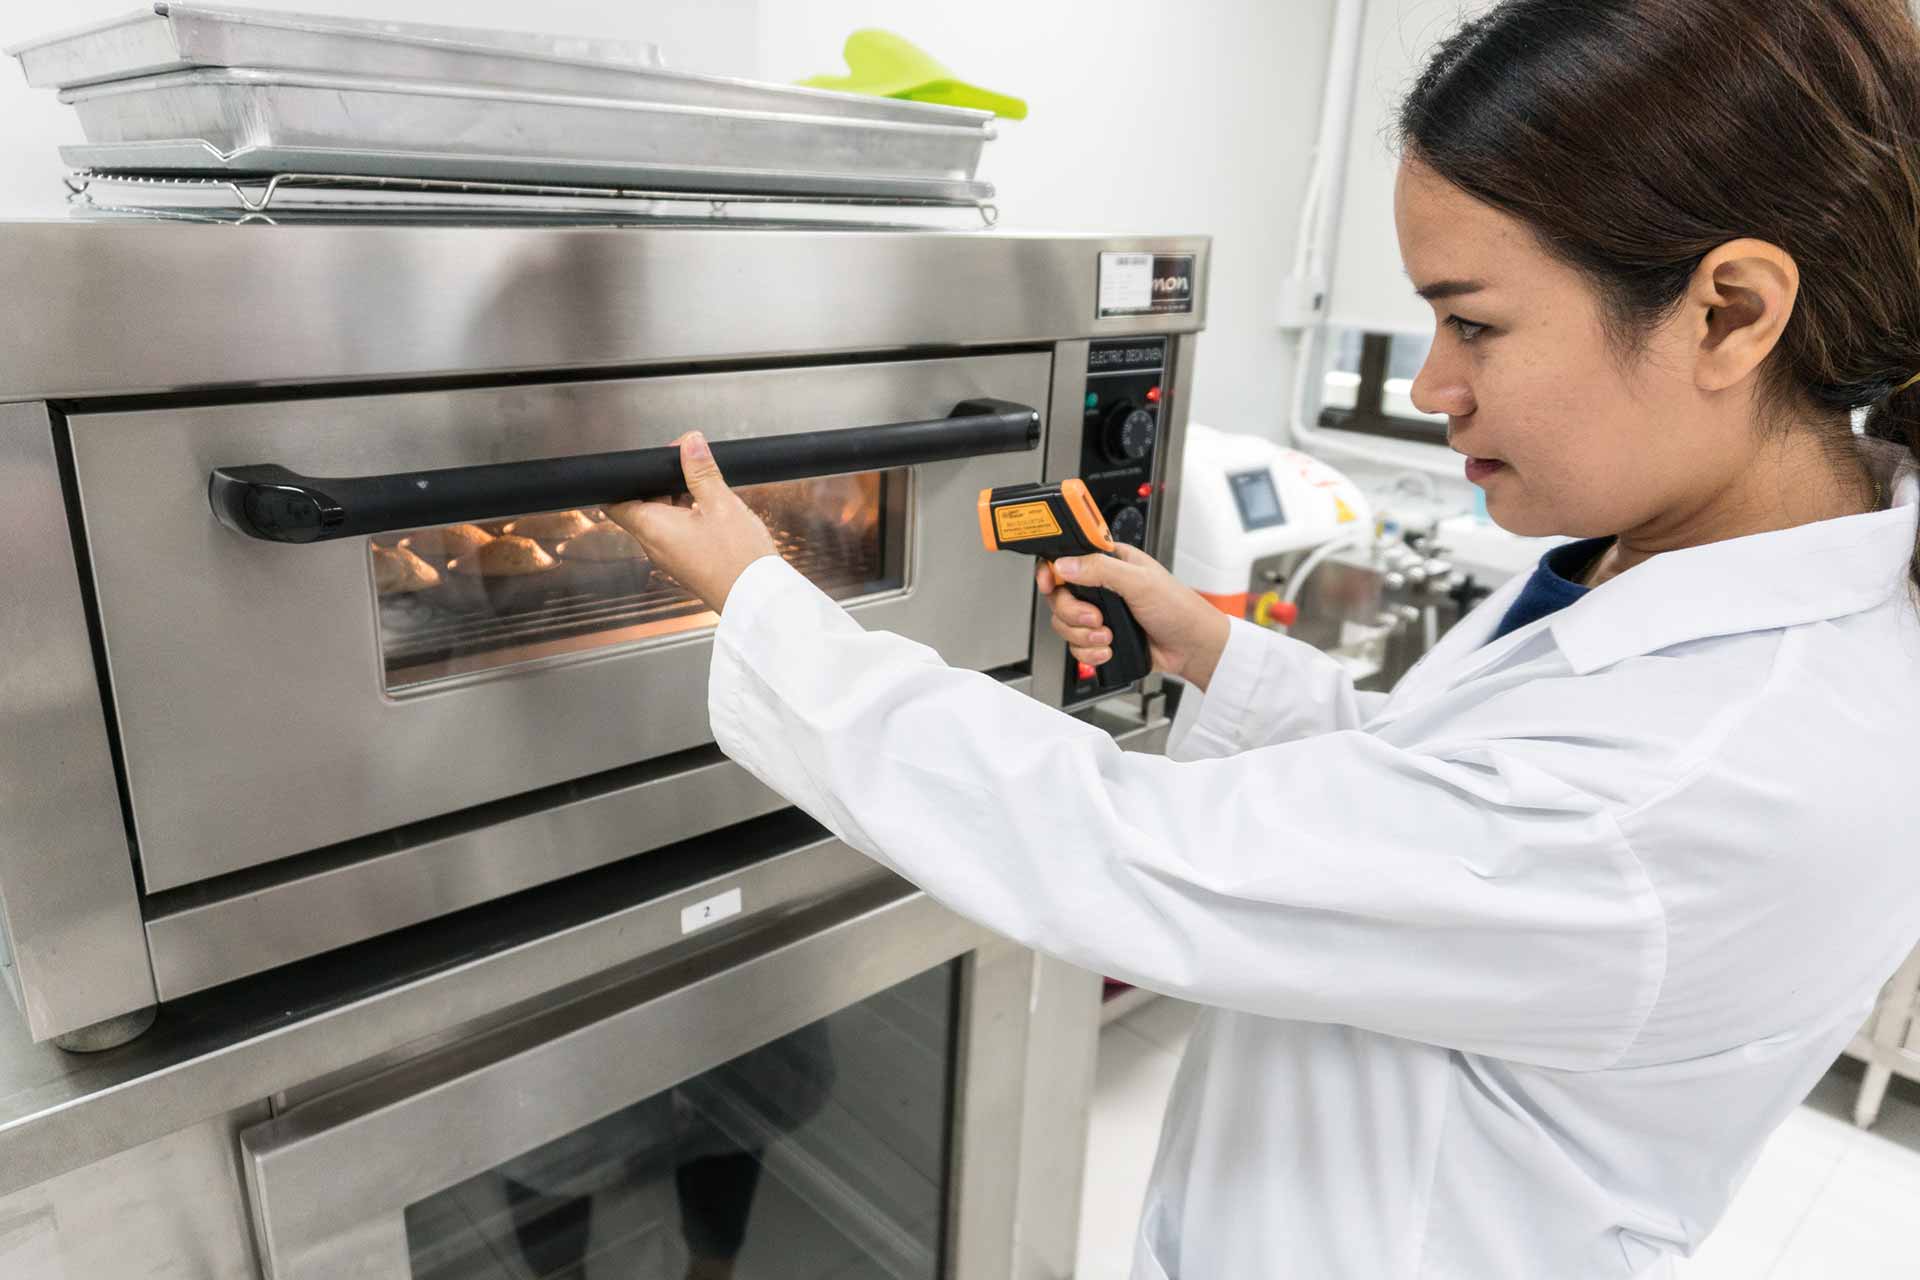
left=1410, top=355, right=1474, bottom=419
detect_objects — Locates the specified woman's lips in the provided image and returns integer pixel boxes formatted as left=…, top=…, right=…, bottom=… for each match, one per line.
left=1464, top=458, right=1507, bottom=485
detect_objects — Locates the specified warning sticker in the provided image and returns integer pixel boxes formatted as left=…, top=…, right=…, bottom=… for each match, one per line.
left=994, top=501, right=1063, bottom=543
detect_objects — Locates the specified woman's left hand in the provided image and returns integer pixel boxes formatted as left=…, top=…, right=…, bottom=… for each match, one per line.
left=603, top=432, right=777, bottom=613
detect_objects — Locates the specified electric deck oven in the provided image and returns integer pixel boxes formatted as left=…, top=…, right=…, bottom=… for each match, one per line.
left=0, top=215, right=1206, bottom=1280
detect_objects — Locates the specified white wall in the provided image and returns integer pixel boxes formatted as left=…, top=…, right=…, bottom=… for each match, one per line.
left=754, top=1, right=1336, bottom=435
left=1327, top=0, right=1486, bottom=334
left=0, top=0, right=1338, bottom=437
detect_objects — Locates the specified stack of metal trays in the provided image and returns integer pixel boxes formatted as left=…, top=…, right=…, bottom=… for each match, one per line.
left=9, top=4, right=997, bottom=204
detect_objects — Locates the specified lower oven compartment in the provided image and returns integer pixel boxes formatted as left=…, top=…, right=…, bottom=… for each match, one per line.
left=239, top=881, right=1028, bottom=1280
left=65, top=352, right=1053, bottom=895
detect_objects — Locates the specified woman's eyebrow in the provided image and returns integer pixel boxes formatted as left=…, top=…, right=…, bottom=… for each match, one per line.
left=1413, top=278, right=1488, bottom=301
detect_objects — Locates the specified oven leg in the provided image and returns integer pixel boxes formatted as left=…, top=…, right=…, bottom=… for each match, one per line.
left=50, top=1005, right=156, bottom=1053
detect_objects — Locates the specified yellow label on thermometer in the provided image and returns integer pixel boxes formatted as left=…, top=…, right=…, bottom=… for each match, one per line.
left=993, top=501, right=1063, bottom=543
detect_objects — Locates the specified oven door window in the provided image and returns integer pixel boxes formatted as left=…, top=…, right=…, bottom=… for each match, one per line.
left=403, top=962, right=956, bottom=1280
left=373, top=469, right=909, bottom=690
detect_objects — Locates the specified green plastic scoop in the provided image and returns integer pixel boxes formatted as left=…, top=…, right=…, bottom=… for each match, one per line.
left=799, top=29, right=1028, bottom=120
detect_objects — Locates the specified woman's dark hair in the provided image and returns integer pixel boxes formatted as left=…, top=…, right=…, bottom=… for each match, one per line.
left=1399, top=0, right=1920, bottom=589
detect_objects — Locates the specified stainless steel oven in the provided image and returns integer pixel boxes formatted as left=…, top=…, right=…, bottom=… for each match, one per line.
left=0, top=220, right=1206, bottom=1046
left=0, top=214, right=1202, bottom=1279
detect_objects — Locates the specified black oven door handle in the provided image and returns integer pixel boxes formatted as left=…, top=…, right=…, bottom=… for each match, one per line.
left=208, top=398, right=1042, bottom=544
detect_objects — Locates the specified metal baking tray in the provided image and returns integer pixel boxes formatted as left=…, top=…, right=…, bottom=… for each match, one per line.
left=57, top=68, right=994, bottom=196
left=10, top=3, right=987, bottom=129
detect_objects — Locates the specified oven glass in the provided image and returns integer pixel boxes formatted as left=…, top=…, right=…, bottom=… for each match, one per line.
left=404, top=962, right=957, bottom=1280
left=372, top=470, right=909, bottom=690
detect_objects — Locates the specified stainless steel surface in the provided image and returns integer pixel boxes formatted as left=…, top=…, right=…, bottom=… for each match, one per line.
left=0, top=401, right=156, bottom=1045
left=240, top=881, right=993, bottom=1280
left=147, top=671, right=1029, bottom=999
left=142, top=751, right=783, bottom=999
left=62, top=140, right=999, bottom=205
left=64, top=166, right=1001, bottom=221
left=1153, top=333, right=1203, bottom=567
left=0, top=828, right=885, bottom=1197
left=1011, top=955, right=1104, bottom=1280
left=57, top=67, right=993, bottom=198
left=0, top=224, right=1209, bottom=401
left=944, top=935, right=1032, bottom=1280
left=0, top=1104, right=266, bottom=1279
left=72, top=354, right=1047, bottom=891
left=13, top=2, right=976, bottom=128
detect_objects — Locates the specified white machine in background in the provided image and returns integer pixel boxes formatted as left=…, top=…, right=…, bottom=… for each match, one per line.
left=1174, top=422, right=1375, bottom=627
left=1172, top=423, right=1476, bottom=696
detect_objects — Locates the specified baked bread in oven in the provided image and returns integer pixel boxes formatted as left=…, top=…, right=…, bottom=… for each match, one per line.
left=399, top=523, right=493, bottom=560
left=371, top=545, right=442, bottom=595
left=447, top=534, right=557, bottom=578
left=556, top=521, right=648, bottom=563
left=505, top=510, right=597, bottom=543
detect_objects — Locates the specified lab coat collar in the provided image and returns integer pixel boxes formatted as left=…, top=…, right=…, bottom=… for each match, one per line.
left=1547, top=442, right=1920, bottom=675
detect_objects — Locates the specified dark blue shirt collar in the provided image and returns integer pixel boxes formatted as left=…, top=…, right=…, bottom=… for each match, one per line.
left=1488, top=537, right=1612, bottom=645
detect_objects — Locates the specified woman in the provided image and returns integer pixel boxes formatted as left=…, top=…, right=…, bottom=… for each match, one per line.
left=609, top=0, right=1920, bottom=1274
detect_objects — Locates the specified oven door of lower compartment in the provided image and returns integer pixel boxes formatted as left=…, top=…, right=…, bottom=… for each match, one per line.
left=67, top=353, right=1051, bottom=891
left=239, top=881, right=1059, bottom=1280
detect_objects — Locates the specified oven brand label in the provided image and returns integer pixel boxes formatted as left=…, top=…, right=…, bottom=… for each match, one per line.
left=1098, top=252, right=1197, bottom=318
left=682, top=888, right=743, bottom=935
left=994, top=502, right=1063, bottom=543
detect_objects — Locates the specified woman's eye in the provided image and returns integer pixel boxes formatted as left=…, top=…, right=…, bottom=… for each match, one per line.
left=1444, top=315, right=1488, bottom=343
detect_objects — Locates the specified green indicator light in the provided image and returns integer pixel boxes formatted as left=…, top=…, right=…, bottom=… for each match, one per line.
left=1085, top=392, right=1099, bottom=409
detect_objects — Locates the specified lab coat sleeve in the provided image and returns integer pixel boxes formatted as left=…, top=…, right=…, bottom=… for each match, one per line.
left=710, top=557, right=1667, bottom=1071
left=1172, top=616, right=1391, bottom=761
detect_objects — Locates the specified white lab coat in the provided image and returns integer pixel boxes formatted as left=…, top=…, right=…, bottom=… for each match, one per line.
left=707, top=440, right=1920, bottom=1279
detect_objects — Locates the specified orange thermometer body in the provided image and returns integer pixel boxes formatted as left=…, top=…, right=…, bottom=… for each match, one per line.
left=978, top=478, right=1152, bottom=691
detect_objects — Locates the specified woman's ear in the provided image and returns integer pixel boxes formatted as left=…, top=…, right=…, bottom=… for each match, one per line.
left=1685, top=239, right=1799, bottom=393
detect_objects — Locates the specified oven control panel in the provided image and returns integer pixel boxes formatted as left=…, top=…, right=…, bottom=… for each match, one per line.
left=1066, top=337, right=1169, bottom=704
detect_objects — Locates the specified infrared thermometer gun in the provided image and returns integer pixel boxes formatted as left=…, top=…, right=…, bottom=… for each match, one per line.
left=978, top=478, right=1153, bottom=691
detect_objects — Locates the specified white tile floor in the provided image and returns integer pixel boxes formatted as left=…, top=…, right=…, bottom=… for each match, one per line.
left=1077, top=997, right=1920, bottom=1280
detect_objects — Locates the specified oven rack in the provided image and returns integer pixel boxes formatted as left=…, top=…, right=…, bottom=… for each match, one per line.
left=63, top=169, right=1001, bottom=227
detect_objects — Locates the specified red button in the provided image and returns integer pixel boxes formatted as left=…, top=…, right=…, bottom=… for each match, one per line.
left=1076, top=661, right=1097, bottom=681
left=1146, top=386, right=1162, bottom=403
left=1137, top=482, right=1154, bottom=499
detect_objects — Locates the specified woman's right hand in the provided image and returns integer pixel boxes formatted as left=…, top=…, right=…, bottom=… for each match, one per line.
left=1038, top=545, right=1233, bottom=692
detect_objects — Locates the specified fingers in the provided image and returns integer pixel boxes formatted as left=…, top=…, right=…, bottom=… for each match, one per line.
left=1048, top=584, right=1102, bottom=629
left=601, top=496, right=687, bottom=552
left=1048, top=609, right=1112, bottom=651
left=678, top=432, right=731, bottom=506
left=1051, top=551, right=1133, bottom=594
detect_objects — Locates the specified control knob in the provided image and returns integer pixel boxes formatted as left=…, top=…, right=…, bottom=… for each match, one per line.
left=1105, top=504, right=1148, bottom=547
left=1102, top=403, right=1157, bottom=464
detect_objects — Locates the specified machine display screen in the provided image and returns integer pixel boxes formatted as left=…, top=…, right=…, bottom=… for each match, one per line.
left=1229, top=469, right=1286, bottom=530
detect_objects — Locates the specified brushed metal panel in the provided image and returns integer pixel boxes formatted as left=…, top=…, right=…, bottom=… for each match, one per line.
left=0, top=224, right=1210, bottom=401
left=0, top=1103, right=266, bottom=1280
left=0, top=400, right=154, bottom=1043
